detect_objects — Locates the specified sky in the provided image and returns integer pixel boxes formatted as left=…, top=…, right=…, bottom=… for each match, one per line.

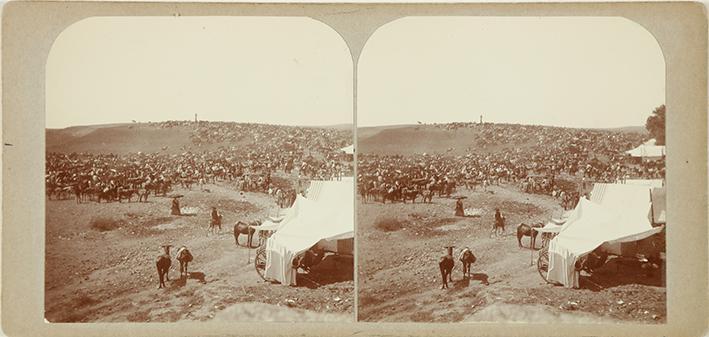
left=357, top=17, right=666, bottom=128
left=46, top=16, right=353, bottom=128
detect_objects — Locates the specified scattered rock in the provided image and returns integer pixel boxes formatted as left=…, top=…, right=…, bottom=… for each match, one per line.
left=560, top=301, right=579, bottom=311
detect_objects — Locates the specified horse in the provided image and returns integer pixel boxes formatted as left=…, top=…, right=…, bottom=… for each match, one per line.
left=421, top=190, right=434, bottom=203
left=73, top=184, right=83, bottom=204
left=459, top=248, right=477, bottom=279
left=401, top=187, right=419, bottom=204
left=117, top=188, right=137, bottom=203
left=381, top=186, right=400, bottom=204
left=97, top=187, right=117, bottom=203
left=175, top=246, right=193, bottom=278
left=493, top=216, right=506, bottom=236
left=156, top=245, right=172, bottom=289
left=234, top=220, right=261, bottom=248
left=439, top=246, right=455, bottom=289
left=208, top=214, right=223, bottom=236
left=138, top=187, right=150, bottom=202
left=516, top=223, right=543, bottom=249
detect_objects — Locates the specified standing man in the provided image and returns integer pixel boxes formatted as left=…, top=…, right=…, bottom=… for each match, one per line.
left=171, top=197, right=181, bottom=216
left=494, top=208, right=505, bottom=236
left=455, top=198, right=464, bottom=217
left=210, top=206, right=222, bottom=232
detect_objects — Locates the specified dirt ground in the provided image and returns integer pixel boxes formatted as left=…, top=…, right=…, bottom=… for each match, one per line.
left=45, top=181, right=353, bottom=322
left=357, top=183, right=666, bottom=323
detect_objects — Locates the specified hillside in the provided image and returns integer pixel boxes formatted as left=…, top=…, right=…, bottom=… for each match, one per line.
left=46, top=122, right=352, bottom=154
left=357, top=123, right=648, bottom=156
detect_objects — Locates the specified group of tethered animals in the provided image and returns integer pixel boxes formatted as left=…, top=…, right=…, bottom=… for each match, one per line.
left=46, top=179, right=172, bottom=204
left=438, top=246, right=477, bottom=289
left=359, top=179, right=457, bottom=204
left=155, top=245, right=193, bottom=289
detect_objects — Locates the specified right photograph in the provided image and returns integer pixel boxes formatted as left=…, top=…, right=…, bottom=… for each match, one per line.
left=356, top=17, right=667, bottom=323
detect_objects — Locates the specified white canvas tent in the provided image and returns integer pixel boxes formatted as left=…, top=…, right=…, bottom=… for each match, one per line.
left=339, top=145, right=354, bottom=155
left=264, top=178, right=354, bottom=285
left=546, top=183, right=663, bottom=288
left=625, top=139, right=665, bottom=160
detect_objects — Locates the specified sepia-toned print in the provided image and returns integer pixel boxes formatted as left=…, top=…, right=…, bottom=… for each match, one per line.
left=44, top=16, right=354, bottom=322
left=356, top=17, right=666, bottom=323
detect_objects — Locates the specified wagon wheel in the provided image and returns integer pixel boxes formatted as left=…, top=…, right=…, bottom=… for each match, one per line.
left=537, top=248, right=552, bottom=284
left=254, top=248, right=267, bottom=281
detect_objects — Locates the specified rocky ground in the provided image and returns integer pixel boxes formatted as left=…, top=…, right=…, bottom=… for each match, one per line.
left=357, top=184, right=666, bottom=323
left=45, top=181, right=353, bottom=322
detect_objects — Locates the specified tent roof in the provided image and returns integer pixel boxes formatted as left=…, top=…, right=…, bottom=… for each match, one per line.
left=625, top=139, right=665, bottom=158
left=339, top=145, right=354, bottom=155
left=265, top=179, right=354, bottom=285
left=651, top=187, right=666, bottom=224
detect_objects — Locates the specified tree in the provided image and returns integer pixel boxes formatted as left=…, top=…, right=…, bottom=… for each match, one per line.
left=645, top=104, right=665, bottom=145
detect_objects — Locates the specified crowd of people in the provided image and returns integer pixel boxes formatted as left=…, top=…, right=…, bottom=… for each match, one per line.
left=358, top=123, right=665, bottom=208
left=46, top=121, right=353, bottom=204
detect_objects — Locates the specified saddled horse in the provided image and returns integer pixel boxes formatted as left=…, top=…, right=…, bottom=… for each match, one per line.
left=459, top=247, right=477, bottom=279
left=175, top=246, right=193, bottom=278
left=516, top=222, right=544, bottom=249
left=233, top=220, right=261, bottom=248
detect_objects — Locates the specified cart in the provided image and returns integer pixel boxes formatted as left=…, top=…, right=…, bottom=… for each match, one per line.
left=536, top=231, right=557, bottom=284
left=254, top=228, right=275, bottom=281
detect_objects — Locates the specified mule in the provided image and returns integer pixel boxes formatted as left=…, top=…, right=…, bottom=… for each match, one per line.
left=516, top=223, right=543, bottom=249
left=156, top=245, right=172, bottom=289
left=234, top=220, right=261, bottom=248
left=439, top=246, right=455, bottom=289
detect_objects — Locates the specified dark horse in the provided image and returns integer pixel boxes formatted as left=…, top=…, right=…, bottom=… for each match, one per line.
left=459, top=247, right=477, bottom=279
left=439, top=246, right=455, bottom=289
left=516, top=223, right=543, bottom=249
left=156, top=245, right=172, bottom=289
left=176, top=246, right=193, bottom=278
left=234, top=220, right=261, bottom=248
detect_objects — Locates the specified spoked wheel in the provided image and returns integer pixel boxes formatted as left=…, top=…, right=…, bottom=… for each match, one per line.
left=537, top=249, right=552, bottom=284
left=254, top=249, right=267, bottom=281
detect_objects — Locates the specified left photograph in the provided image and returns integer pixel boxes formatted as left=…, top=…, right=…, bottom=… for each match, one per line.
left=44, top=17, right=354, bottom=322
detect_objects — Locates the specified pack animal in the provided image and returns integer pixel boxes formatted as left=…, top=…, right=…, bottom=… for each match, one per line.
left=234, top=220, right=261, bottom=248
left=516, top=223, right=543, bottom=249
left=176, top=246, right=193, bottom=278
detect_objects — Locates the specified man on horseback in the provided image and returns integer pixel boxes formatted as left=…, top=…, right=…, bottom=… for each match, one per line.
left=210, top=206, right=222, bottom=234
left=494, top=208, right=505, bottom=236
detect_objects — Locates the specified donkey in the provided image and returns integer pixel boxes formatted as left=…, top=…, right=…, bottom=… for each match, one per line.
left=439, top=246, right=455, bottom=289
left=156, top=245, right=172, bottom=289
